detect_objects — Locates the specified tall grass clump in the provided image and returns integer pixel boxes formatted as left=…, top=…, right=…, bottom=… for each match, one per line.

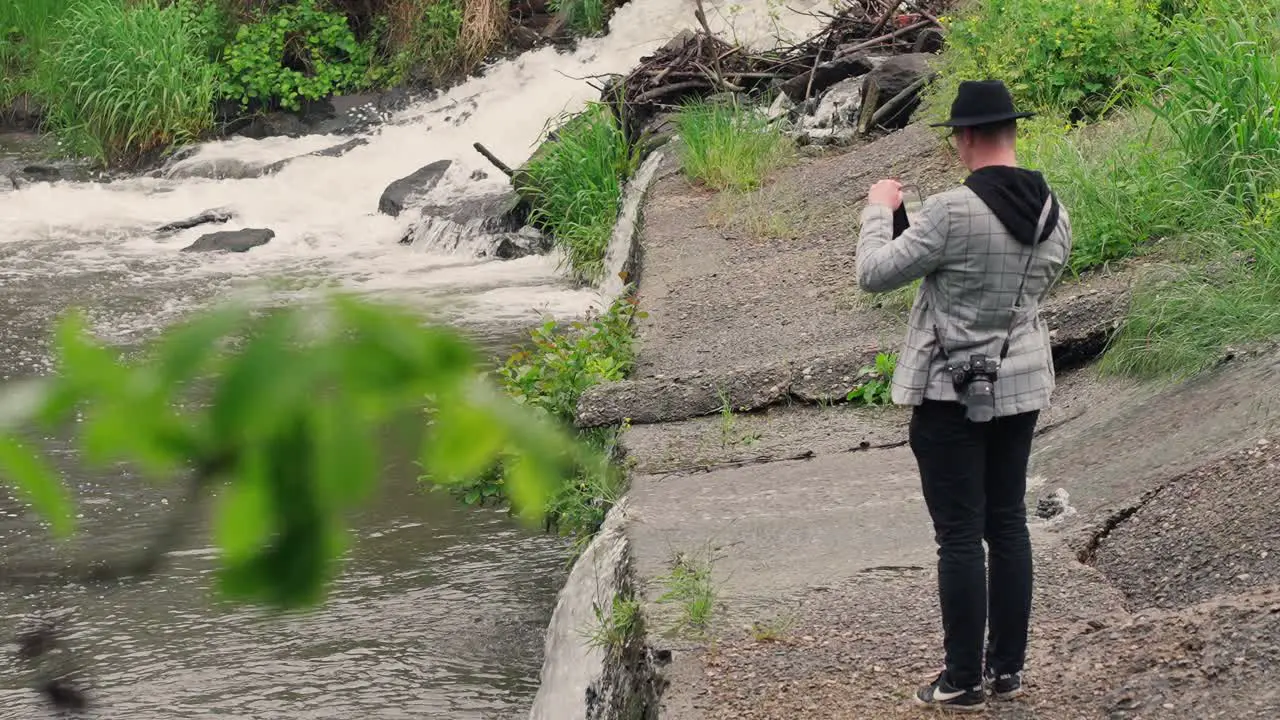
left=36, top=0, right=216, bottom=164
left=1018, top=112, right=1221, bottom=273
left=1151, top=0, right=1280, bottom=211
left=931, top=0, right=1172, bottom=120
left=521, top=103, right=637, bottom=283
left=0, top=0, right=77, bottom=105
left=674, top=99, right=792, bottom=192
left=551, top=0, right=607, bottom=36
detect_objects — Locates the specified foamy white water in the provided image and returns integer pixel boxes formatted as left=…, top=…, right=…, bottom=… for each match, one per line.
left=0, top=0, right=825, bottom=350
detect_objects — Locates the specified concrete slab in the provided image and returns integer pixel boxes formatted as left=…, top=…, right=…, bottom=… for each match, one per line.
left=627, top=447, right=935, bottom=623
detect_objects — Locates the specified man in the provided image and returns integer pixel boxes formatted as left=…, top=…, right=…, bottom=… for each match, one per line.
left=855, top=80, right=1073, bottom=713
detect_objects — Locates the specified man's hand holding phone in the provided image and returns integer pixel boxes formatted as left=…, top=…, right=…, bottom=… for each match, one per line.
left=868, top=179, right=904, bottom=209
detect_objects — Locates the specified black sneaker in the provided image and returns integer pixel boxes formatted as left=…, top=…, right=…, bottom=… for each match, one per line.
left=985, top=670, right=1024, bottom=700
left=914, top=673, right=987, bottom=713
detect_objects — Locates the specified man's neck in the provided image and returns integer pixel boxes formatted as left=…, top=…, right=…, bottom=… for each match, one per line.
left=968, top=151, right=1018, bottom=171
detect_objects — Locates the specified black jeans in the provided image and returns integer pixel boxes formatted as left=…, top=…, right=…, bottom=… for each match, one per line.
left=909, top=399, right=1038, bottom=689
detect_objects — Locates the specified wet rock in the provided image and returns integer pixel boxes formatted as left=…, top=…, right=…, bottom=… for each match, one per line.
left=1036, top=488, right=1073, bottom=520
left=378, top=160, right=452, bottom=217
left=156, top=209, right=234, bottom=235
left=235, top=111, right=310, bottom=140
left=780, top=55, right=876, bottom=103
left=19, top=165, right=64, bottom=183
left=491, top=227, right=552, bottom=259
left=860, top=53, right=936, bottom=130
left=254, top=137, right=371, bottom=176
left=419, top=190, right=529, bottom=236
left=165, top=157, right=279, bottom=181
left=181, top=228, right=275, bottom=253
left=2, top=93, right=43, bottom=131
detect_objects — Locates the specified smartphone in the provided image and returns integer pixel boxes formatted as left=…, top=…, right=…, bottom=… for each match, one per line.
left=891, top=184, right=924, bottom=238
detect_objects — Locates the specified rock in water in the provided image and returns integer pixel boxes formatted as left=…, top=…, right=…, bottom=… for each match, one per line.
left=491, top=227, right=552, bottom=260
left=378, top=160, right=452, bottom=217
left=860, top=53, right=935, bottom=129
left=156, top=209, right=234, bottom=235
left=181, top=228, right=275, bottom=253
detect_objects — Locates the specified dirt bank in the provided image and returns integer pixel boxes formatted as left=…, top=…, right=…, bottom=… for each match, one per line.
left=592, top=124, right=1280, bottom=718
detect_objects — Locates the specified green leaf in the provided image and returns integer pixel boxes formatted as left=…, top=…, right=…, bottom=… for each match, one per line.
left=216, top=465, right=273, bottom=564
left=422, top=398, right=506, bottom=486
left=0, top=437, right=75, bottom=536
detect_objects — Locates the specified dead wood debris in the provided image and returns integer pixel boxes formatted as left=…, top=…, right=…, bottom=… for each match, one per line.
left=602, top=0, right=953, bottom=129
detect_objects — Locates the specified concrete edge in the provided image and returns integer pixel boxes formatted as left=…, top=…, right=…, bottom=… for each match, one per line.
left=599, top=150, right=667, bottom=303
left=528, top=498, right=663, bottom=720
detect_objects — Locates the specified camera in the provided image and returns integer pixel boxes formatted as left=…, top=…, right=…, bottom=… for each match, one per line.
left=947, top=353, right=1000, bottom=423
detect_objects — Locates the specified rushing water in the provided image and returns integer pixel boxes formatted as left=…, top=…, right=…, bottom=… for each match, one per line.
left=0, top=0, right=823, bottom=717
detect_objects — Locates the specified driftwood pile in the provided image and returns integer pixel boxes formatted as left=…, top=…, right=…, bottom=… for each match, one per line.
left=604, top=0, right=952, bottom=137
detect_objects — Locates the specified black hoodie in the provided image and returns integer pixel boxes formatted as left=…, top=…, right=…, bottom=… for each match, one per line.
left=963, top=166, right=1060, bottom=246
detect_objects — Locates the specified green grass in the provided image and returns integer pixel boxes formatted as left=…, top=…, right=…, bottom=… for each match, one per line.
left=34, top=0, right=216, bottom=164
left=0, top=0, right=77, bottom=106
left=585, top=591, right=643, bottom=657
left=521, top=103, right=638, bottom=283
left=657, top=550, right=717, bottom=635
left=551, top=0, right=607, bottom=35
left=674, top=99, right=793, bottom=192
left=1150, top=0, right=1280, bottom=210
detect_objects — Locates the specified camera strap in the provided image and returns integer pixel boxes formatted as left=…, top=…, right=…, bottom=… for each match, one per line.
left=931, top=193, right=1056, bottom=363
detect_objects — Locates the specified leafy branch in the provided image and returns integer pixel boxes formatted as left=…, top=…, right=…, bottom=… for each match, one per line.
left=0, top=294, right=590, bottom=609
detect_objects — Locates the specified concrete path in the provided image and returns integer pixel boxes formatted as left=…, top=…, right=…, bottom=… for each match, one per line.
left=606, top=130, right=1280, bottom=718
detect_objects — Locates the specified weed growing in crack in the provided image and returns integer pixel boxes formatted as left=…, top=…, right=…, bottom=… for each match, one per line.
left=846, top=352, right=897, bottom=406
left=750, top=611, right=798, bottom=643
left=657, top=550, right=717, bottom=636
left=716, top=388, right=761, bottom=448
left=585, top=591, right=643, bottom=657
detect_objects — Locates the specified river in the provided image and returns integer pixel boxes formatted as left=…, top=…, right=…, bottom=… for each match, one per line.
left=0, top=0, right=822, bottom=717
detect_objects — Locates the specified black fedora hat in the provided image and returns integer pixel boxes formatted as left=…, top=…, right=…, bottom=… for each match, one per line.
left=930, top=79, right=1035, bottom=128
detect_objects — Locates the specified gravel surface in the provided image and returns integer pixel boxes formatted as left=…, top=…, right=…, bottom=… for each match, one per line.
left=1093, top=439, right=1280, bottom=611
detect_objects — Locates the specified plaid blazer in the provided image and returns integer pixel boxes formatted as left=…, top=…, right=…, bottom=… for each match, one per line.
left=856, top=186, right=1073, bottom=417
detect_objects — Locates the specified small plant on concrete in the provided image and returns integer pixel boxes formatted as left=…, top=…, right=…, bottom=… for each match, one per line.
left=585, top=591, right=643, bottom=657
left=847, top=352, right=896, bottom=406
left=657, top=551, right=717, bottom=635
left=716, top=387, right=760, bottom=448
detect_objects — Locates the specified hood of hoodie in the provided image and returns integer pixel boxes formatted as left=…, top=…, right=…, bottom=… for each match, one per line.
left=963, top=166, right=1059, bottom=246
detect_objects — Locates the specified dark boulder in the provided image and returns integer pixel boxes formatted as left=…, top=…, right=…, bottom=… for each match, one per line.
left=378, top=160, right=452, bottom=217
left=860, top=54, right=936, bottom=130
left=181, top=228, right=275, bottom=253
left=781, top=55, right=877, bottom=103
left=235, top=111, right=310, bottom=140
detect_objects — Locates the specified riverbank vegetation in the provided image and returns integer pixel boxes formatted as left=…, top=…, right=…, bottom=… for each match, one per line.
left=0, top=0, right=611, bottom=164
left=930, top=0, right=1280, bottom=377
left=674, top=98, right=792, bottom=192
left=520, top=103, right=637, bottom=283
left=449, top=294, right=641, bottom=543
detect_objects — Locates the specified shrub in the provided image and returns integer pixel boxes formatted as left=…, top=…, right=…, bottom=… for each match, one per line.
left=934, top=0, right=1171, bottom=119
left=36, top=0, right=216, bottom=164
left=520, top=104, right=638, bottom=283
left=218, top=0, right=382, bottom=111
left=674, top=99, right=792, bottom=192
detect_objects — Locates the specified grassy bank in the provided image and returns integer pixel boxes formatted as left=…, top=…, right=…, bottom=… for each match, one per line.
left=930, top=0, right=1280, bottom=377
left=1, top=0, right=613, bottom=165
